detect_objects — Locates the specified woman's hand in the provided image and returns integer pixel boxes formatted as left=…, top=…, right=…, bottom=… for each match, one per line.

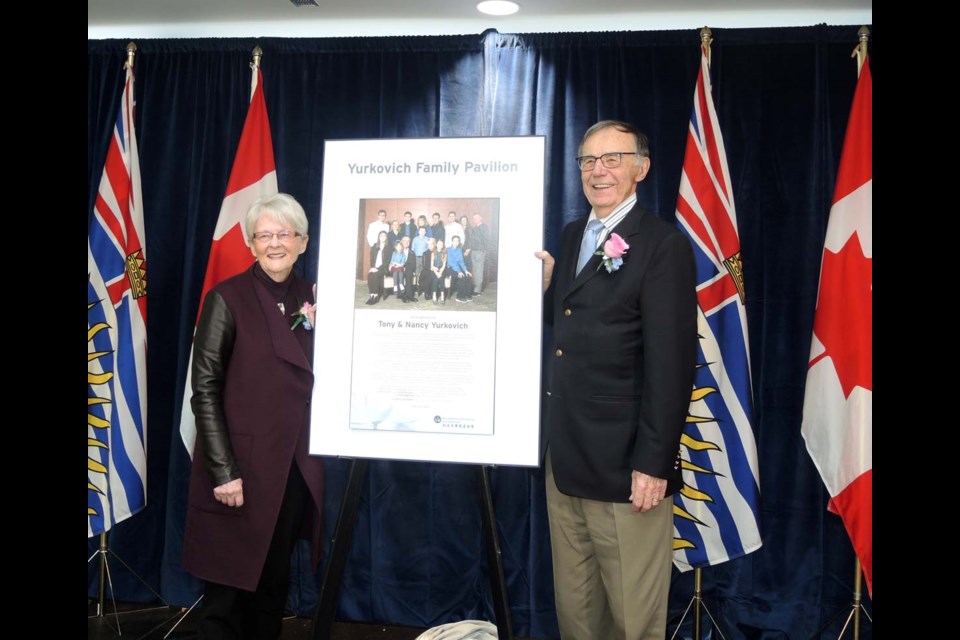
left=213, top=478, right=244, bottom=507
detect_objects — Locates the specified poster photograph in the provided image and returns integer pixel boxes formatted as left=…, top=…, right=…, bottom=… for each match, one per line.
left=310, top=136, right=545, bottom=466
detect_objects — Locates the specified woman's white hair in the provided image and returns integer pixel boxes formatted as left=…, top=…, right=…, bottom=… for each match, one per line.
left=245, top=193, right=308, bottom=238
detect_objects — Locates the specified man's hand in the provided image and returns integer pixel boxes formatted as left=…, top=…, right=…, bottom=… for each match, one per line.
left=629, top=471, right=666, bottom=513
left=534, top=251, right=555, bottom=292
left=213, top=478, right=244, bottom=508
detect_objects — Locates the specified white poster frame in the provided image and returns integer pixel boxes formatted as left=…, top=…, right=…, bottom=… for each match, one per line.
left=309, top=136, right=545, bottom=467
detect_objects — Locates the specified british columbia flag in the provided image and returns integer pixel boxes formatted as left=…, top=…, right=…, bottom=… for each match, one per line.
left=88, top=58, right=148, bottom=537
left=672, top=45, right=763, bottom=570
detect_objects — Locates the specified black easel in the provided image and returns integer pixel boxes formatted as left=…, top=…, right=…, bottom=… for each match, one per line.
left=310, top=459, right=514, bottom=640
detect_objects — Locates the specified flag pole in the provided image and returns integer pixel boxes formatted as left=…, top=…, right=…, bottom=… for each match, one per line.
left=847, top=558, right=864, bottom=639
left=700, top=25, right=712, bottom=64
left=251, top=44, right=262, bottom=70
left=812, top=29, right=872, bottom=638
left=816, top=556, right=872, bottom=639
left=96, top=533, right=109, bottom=616
left=844, top=33, right=870, bottom=640
left=834, top=28, right=870, bottom=640
left=126, top=40, right=137, bottom=69
left=669, top=25, right=732, bottom=640
left=88, top=40, right=171, bottom=633
left=670, top=563, right=728, bottom=640
left=691, top=27, right=711, bottom=640
left=93, top=42, right=138, bottom=623
left=689, top=30, right=712, bottom=640
left=854, top=26, right=869, bottom=75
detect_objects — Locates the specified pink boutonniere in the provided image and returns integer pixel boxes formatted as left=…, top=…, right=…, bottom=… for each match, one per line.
left=291, top=299, right=317, bottom=331
left=596, top=233, right=629, bottom=272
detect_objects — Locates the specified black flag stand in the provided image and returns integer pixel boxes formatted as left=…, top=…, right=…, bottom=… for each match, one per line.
left=310, top=459, right=514, bottom=640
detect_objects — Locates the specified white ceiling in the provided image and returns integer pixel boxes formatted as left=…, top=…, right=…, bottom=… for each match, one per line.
left=88, top=0, right=873, bottom=39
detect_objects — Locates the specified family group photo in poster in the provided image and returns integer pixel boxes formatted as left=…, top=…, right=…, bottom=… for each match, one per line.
left=351, top=197, right=500, bottom=437
left=356, top=198, right=499, bottom=310
left=311, top=136, right=545, bottom=466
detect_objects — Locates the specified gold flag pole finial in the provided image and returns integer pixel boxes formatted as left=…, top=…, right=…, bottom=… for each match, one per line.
left=251, top=46, right=263, bottom=70
left=125, top=42, right=137, bottom=70
left=699, top=26, right=713, bottom=65
left=853, top=26, right=870, bottom=74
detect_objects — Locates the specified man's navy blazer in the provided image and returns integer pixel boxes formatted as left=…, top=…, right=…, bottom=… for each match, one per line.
left=542, top=200, right=698, bottom=503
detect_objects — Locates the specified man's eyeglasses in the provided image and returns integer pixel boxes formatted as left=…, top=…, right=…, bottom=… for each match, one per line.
left=252, top=230, right=302, bottom=244
left=576, top=152, right=638, bottom=171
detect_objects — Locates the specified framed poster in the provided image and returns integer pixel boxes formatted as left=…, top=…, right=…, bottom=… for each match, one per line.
left=309, top=136, right=545, bottom=466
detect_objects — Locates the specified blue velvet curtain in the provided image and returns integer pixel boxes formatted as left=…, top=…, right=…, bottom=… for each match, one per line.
left=88, top=25, right=873, bottom=639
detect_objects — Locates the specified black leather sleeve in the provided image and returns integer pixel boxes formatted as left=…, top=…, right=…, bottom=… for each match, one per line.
left=190, top=290, right=241, bottom=487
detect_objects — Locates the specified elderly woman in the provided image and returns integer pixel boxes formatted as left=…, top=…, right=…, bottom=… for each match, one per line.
left=182, top=193, right=324, bottom=640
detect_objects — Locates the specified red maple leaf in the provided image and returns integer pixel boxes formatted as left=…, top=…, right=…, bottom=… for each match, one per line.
left=810, top=232, right=872, bottom=397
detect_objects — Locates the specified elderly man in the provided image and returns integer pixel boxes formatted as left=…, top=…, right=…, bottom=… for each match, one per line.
left=536, top=120, right=697, bottom=640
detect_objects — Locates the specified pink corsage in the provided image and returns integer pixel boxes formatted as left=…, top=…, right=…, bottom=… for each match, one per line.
left=596, top=233, right=629, bottom=272
left=291, top=300, right=316, bottom=331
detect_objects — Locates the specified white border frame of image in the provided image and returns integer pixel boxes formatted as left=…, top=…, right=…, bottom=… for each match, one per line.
left=310, top=135, right=545, bottom=466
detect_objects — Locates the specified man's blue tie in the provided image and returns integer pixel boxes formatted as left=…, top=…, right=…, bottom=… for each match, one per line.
left=576, top=219, right=605, bottom=275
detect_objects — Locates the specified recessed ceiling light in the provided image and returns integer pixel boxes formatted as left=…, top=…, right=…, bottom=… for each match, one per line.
left=477, top=1, right=520, bottom=16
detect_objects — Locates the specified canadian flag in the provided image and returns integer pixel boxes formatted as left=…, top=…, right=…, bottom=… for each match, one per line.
left=179, top=66, right=278, bottom=456
left=801, top=58, right=872, bottom=595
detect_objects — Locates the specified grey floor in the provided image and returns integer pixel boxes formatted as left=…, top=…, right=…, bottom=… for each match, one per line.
left=88, top=603, right=433, bottom=639
left=88, top=601, right=530, bottom=639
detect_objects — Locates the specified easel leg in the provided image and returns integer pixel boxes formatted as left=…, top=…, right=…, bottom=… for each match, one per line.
left=311, top=458, right=369, bottom=640
left=478, top=466, right=513, bottom=640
